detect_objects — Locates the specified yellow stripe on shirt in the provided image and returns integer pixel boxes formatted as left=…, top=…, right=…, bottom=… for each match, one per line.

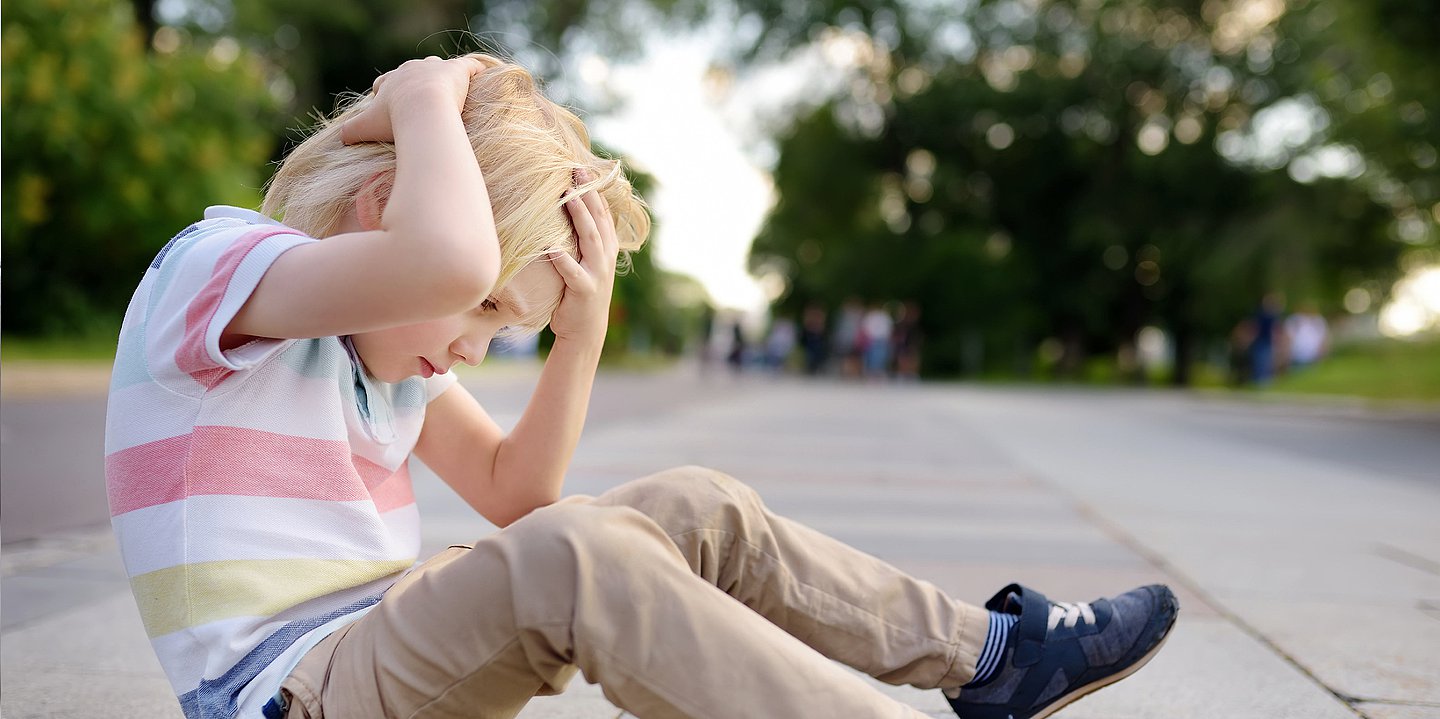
left=131, top=557, right=413, bottom=637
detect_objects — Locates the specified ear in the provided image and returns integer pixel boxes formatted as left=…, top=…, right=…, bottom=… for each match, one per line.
left=353, top=170, right=395, bottom=231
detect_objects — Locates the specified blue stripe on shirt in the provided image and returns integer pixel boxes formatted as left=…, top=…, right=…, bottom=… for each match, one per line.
left=177, top=591, right=384, bottom=719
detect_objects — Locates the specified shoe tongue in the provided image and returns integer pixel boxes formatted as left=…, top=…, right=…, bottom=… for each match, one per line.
left=1002, top=591, right=1023, bottom=614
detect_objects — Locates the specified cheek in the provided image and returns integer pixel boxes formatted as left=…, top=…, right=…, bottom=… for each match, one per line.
left=361, top=320, right=455, bottom=358
left=397, top=320, right=456, bottom=347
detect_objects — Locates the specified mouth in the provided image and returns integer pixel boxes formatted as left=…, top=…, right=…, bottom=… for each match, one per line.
left=419, top=357, right=437, bottom=378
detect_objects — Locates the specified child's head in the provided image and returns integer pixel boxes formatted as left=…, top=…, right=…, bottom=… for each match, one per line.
left=262, top=51, right=650, bottom=296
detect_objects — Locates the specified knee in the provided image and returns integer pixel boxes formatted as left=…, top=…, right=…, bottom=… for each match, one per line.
left=620, top=465, right=765, bottom=524
left=642, top=464, right=756, bottom=502
left=493, top=502, right=686, bottom=636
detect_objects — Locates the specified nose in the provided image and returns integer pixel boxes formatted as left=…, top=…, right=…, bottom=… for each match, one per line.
left=452, top=330, right=496, bottom=368
left=452, top=342, right=486, bottom=368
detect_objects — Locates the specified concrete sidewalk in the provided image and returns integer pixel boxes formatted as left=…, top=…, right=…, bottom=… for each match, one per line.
left=3, top=367, right=1438, bottom=718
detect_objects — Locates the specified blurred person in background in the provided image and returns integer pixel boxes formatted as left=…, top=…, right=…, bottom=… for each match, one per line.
left=832, top=296, right=865, bottom=379
left=726, top=319, right=748, bottom=374
left=1284, top=301, right=1330, bottom=372
left=1248, top=292, right=1286, bottom=386
left=892, top=300, right=923, bottom=382
left=764, top=315, right=797, bottom=373
left=862, top=302, right=894, bottom=380
left=800, top=303, right=829, bottom=376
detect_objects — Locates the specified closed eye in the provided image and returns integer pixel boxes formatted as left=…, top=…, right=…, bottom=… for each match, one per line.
left=480, top=297, right=500, bottom=312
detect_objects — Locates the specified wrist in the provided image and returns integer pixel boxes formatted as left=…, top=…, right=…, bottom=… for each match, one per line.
left=551, top=331, right=606, bottom=355
left=390, top=87, right=464, bottom=132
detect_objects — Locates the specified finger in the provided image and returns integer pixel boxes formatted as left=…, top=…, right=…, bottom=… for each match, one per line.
left=454, top=55, right=490, bottom=77
left=368, top=66, right=397, bottom=95
left=579, top=196, right=619, bottom=265
left=548, top=250, right=590, bottom=288
left=341, top=104, right=396, bottom=144
left=565, top=197, right=603, bottom=264
left=340, top=109, right=384, bottom=145
left=580, top=191, right=619, bottom=256
left=578, top=188, right=614, bottom=236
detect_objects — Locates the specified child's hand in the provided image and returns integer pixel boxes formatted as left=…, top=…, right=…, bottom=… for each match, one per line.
left=340, top=56, right=489, bottom=145
left=549, top=170, right=619, bottom=346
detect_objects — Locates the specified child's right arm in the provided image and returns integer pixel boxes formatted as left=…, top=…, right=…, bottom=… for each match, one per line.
left=225, top=57, right=501, bottom=344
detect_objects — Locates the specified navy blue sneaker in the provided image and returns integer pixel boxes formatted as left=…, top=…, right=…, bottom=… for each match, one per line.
left=946, top=583, right=1178, bottom=719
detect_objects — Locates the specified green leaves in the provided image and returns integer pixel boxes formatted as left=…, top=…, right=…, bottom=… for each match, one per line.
left=747, top=0, right=1425, bottom=381
left=2, top=0, right=279, bottom=335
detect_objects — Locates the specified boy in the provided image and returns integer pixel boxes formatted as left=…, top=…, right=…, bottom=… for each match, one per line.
left=105, top=53, right=1177, bottom=719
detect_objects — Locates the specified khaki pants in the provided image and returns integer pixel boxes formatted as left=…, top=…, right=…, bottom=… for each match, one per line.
left=281, top=466, right=989, bottom=718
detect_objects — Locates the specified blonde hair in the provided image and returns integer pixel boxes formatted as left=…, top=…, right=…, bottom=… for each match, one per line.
left=261, top=52, right=650, bottom=316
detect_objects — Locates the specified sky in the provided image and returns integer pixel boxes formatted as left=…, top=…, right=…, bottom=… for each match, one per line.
left=589, top=46, right=775, bottom=313
left=573, top=20, right=852, bottom=315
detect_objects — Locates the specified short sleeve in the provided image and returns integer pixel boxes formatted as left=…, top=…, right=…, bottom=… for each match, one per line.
left=144, top=220, right=315, bottom=393
left=423, top=370, right=460, bottom=403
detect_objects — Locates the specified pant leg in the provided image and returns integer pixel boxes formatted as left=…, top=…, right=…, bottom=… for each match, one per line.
left=282, top=495, right=930, bottom=719
left=589, top=465, right=990, bottom=690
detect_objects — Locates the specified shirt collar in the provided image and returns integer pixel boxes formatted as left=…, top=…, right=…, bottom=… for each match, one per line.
left=203, top=205, right=287, bottom=226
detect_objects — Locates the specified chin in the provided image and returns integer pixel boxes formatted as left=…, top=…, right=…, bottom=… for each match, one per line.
left=366, top=363, right=410, bottom=384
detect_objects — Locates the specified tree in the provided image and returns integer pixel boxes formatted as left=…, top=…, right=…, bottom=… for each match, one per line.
left=1276, top=0, right=1439, bottom=269
left=748, top=0, right=1416, bottom=382
left=2, top=0, right=278, bottom=336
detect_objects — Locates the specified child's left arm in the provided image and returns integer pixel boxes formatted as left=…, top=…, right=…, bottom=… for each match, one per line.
left=414, top=175, right=618, bottom=527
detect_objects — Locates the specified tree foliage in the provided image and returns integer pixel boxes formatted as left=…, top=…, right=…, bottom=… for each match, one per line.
left=2, top=0, right=278, bottom=335
left=746, top=0, right=1431, bottom=381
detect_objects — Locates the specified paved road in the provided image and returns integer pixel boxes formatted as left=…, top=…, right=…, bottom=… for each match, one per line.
left=3, top=364, right=1438, bottom=718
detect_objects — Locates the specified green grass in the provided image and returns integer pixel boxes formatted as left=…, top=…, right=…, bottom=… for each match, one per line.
left=948, top=336, right=1440, bottom=405
left=2, top=333, right=120, bottom=362
left=1264, top=335, right=1440, bottom=402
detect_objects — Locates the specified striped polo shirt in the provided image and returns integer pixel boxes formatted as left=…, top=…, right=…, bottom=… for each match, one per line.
left=104, top=206, right=457, bottom=718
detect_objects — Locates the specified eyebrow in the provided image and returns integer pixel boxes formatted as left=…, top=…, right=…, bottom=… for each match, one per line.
left=499, top=287, right=532, bottom=319
left=499, top=287, right=562, bottom=334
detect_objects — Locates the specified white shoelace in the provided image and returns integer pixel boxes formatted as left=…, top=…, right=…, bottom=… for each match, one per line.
left=1047, top=601, right=1096, bottom=630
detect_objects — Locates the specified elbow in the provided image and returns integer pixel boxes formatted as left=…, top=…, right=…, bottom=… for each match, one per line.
left=487, top=491, right=562, bottom=530
left=422, top=241, right=501, bottom=313
left=465, top=240, right=501, bottom=297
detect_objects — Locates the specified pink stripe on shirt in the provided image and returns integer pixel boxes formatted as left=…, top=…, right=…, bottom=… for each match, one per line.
left=175, top=228, right=299, bottom=388
left=107, top=426, right=376, bottom=515
left=353, top=455, right=415, bottom=513
left=105, top=434, right=190, bottom=515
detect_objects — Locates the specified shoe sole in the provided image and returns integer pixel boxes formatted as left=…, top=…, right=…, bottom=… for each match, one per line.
left=1028, top=610, right=1178, bottom=719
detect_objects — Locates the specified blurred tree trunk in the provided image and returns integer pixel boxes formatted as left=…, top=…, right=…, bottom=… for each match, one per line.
left=1169, top=285, right=1195, bottom=387
left=130, top=0, right=155, bottom=45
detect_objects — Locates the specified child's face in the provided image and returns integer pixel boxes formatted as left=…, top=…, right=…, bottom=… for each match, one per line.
left=350, top=260, right=565, bottom=383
